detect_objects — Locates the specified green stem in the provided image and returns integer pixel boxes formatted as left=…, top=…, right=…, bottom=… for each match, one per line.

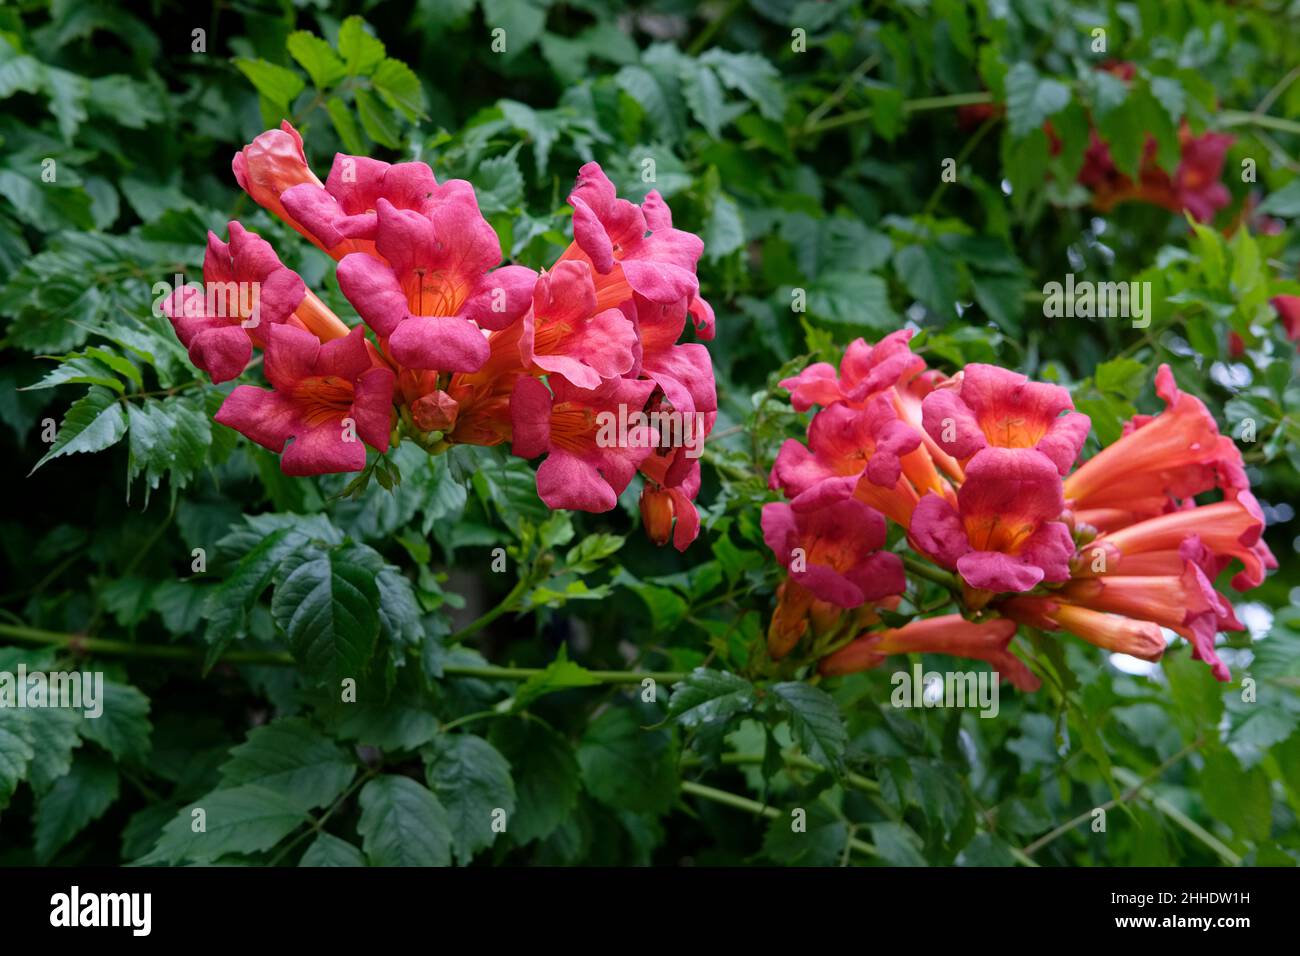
left=901, top=554, right=961, bottom=591
left=803, top=91, right=993, bottom=136
left=680, top=780, right=878, bottom=858
left=1110, top=766, right=1241, bottom=866
left=1218, top=109, right=1300, bottom=136
left=0, top=623, right=688, bottom=684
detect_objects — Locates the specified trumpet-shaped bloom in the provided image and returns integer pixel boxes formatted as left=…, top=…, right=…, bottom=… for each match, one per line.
left=780, top=330, right=925, bottom=411
left=761, top=498, right=905, bottom=609
left=564, top=166, right=704, bottom=311
left=510, top=374, right=657, bottom=512
left=214, top=325, right=395, bottom=476
left=921, top=363, right=1091, bottom=476
left=335, top=198, right=535, bottom=374
left=163, top=222, right=309, bottom=384
left=819, top=614, right=1039, bottom=691
left=910, top=448, right=1074, bottom=593
left=521, top=260, right=637, bottom=388
left=630, top=292, right=718, bottom=419
left=1064, top=364, right=1248, bottom=529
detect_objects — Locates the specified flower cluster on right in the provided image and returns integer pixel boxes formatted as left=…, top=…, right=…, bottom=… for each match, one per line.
left=762, top=330, right=1277, bottom=690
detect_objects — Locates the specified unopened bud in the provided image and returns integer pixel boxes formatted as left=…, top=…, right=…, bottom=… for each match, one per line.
left=411, top=390, right=459, bottom=433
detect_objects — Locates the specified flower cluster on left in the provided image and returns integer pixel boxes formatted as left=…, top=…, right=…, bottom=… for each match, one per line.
left=163, top=122, right=717, bottom=549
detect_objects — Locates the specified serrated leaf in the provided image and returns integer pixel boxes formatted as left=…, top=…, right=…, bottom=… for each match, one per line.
left=357, top=775, right=452, bottom=866
left=423, top=734, right=516, bottom=864
left=371, top=58, right=425, bottom=121
left=354, top=87, right=402, bottom=148
left=30, top=386, right=128, bottom=473
left=126, top=395, right=211, bottom=498
left=489, top=718, right=579, bottom=844
left=299, top=832, right=367, bottom=867
left=141, top=785, right=309, bottom=864
left=219, top=718, right=356, bottom=813
left=78, top=680, right=151, bottom=763
left=286, top=31, right=347, bottom=89
left=337, top=17, right=387, bottom=76
left=1005, top=62, right=1071, bottom=138
left=234, top=58, right=305, bottom=108
left=667, top=669, right=757, bottom=728
left=34, top=752, right=118, bottom=863
left=771, top=682, right=847, bottom=771
left=271, top=545, right=381, bottom=685
left=577, top=707, right=678, bottom=814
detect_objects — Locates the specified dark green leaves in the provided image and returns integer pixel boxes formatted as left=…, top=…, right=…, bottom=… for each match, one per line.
left=29, top=386, right=127, bottom=473
left=668, top=669, right=758, bottom=728
left=423, top=734, right=516, bottom=863
left=577, top=707, right=678, bottom=815
left=770, top=683, right=847, bottom=771
left=357, top=775, right=452, bottom=866
left=1004, top=62, right=1071, bottom=138
left=219, top=719, right=356, bottom=813
left=271, top=544, right=381, bottom=685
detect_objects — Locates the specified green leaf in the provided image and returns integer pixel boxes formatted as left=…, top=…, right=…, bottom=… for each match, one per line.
left=667, top=669, right=758, bottom=728
left=337, top=16, right=387, bottom=76
left=126, top=394, right=211, bottom=498
left=513, top=646, right=601, bottom=711
left=770, top=682, right=848, bottom=771
left=326, top=96, right=366, bottom=154
left=894, top=243, right=958, bottom=319
left=1257, top=179, right=1300, bottom=217
left=233, top=58, right=305, bottom=108
left=806, top=272, right=897, bottom=329
left=142, top=785, right=308, bottom=864
left=0, top=709, right=36, bottom=809
left=699, top=49, right=785, bottom=121
left=423, top=734, right=517, bottom=864
left=34, top=752, right=119, bottom=863
left=703, top=192, right=745, bottom=261
left=679, top=60, right=726, bottom=137
left=299, top=833, right=367, bottom=867
left=271, top=544, right=382, bottom=685
left=354, top=87, right=402, bottom=148
left=30, top=386, right=128, bottom=473
left=577, top=707, right=678, bottom=815
left=473, top=149, right=525, bottom=216
left=286, top=31, right=347, bottom=89
left=762, top=802, right=848, bottom=866
left=357, top=775, right=452, bottom=866
left=219, top=718, right=356, bottom=813
left=78, top=680, right=151, bottom=763
left=371, top=58, right=426, bottom=121
left=481, top=0, right=548, bottom=58
left=1004, top=62, right=1071, bottom=138
left=489, top=718, right=579, bottom=844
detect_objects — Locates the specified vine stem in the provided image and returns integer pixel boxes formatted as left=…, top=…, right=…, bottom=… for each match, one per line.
left=900, top=554, right=961, bottom=591
left=0, top=622, right=686, bottom=684
left=680, top=780, right=878, bottom=858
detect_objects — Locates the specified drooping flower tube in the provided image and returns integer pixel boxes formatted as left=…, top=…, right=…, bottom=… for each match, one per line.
left=1063, top=364, right=1248, bottom=531
left=818, top=614, right=1040, bottom=691
left=214, top=324, right=395, bottom=476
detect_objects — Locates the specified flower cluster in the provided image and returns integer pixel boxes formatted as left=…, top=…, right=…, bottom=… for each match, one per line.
left=165, top=122, right=717, bottom=548
left=765, top=332, right=1276, bottom=689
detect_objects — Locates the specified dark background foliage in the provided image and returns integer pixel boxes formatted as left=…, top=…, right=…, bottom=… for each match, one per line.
left=1, top=0, right=1298, bottom=867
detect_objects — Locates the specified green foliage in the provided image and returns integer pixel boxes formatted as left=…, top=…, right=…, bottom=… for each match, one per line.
left=1, top=0, right=1299, bottom=869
